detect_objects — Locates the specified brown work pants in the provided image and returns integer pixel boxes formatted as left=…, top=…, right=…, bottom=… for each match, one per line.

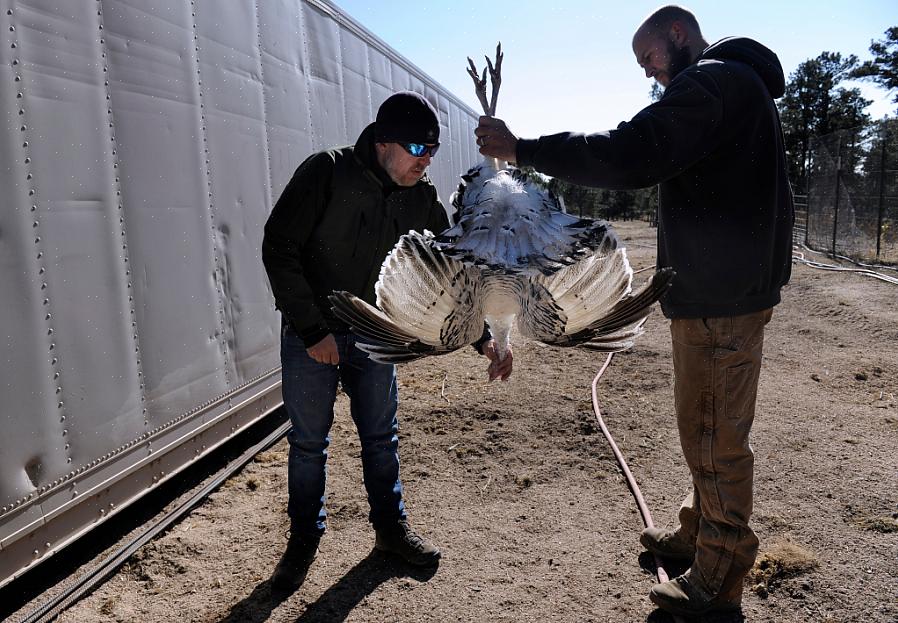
left=669, top=308, right=772, bottom=602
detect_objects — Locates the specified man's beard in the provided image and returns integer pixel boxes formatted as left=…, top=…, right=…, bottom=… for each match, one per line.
left=666, top=39, right=693, bottom=82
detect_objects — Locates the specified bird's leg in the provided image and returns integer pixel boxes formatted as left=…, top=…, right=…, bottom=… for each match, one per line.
left=466, top=43, right=503, bottom=117
left=466, top=57, right=491, bottom=116
left=485, top=42, right=503, bottom=117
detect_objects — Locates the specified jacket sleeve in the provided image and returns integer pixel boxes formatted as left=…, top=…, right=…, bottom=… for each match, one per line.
left=262, top=152, right=333, bottom=344
left=516, top=69, right=724, bottom=190
left=425, top=186, right=451, bottom=234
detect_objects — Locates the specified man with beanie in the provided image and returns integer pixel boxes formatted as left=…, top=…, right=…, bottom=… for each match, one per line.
left=474, top=5, right=793, bottom=618
left=262, top=91, right=510, bottom=592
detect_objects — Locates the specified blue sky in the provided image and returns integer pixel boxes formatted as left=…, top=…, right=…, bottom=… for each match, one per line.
left=335, top=0, right=896, bottom=138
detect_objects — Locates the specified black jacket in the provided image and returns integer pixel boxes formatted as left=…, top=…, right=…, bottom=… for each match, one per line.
left=516, top=37, right=794, bottom=319
left=262, top=123, right=449, bottom=345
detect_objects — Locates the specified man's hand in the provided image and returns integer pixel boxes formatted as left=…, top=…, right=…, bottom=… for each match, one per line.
left=482, top=339, right=513, bottom=381
left=474, top=116, right=518, bottom=163
left=307, top=333, right=339, bottom=365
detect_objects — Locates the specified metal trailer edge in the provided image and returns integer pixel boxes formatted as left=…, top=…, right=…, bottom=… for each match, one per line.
left=0, top=0, right=480, bottom=589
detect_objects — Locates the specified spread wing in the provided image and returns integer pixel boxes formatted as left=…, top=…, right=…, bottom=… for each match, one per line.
left=516, top=244, right=674, bottom=351
left=330, top=231, right=486, bottom=363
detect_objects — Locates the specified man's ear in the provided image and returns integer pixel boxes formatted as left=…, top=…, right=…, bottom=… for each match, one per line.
left=669, top=21, right=687, bottom=46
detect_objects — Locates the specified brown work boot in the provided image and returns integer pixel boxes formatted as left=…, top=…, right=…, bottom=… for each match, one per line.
left=649, top=574, right=741, bottom=617
left=374, top=520, right=441, bottom=566
left=270, top=532, right=320, bottom=592
left=640, top=526, right=696, bottom=562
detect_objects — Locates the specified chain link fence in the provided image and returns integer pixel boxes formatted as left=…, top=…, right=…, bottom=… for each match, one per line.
left=805, top=123, right=898, bottom=263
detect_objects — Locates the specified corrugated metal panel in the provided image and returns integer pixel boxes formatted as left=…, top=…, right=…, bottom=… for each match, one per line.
left=0, top=0, right=480, bottom=588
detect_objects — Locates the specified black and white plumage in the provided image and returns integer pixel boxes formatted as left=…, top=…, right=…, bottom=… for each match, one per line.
left=330, top=45, right=672, bottom=364
left=329, top=158, right=673, bottom=364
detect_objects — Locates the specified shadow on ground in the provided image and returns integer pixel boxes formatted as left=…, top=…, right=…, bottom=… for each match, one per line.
left=219, top=550, right=438, bottom=623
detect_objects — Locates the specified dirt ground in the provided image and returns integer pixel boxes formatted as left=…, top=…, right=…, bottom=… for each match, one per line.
left=18, top=220, right=898, bottom=622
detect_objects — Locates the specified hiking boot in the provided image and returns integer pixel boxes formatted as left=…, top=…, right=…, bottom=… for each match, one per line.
left=640, top=526, right=696, bottom=562
left=374, top=520, right=441, bottom=566
left=271, top=532, right=320, bottom=592
left=649, top=574, right=741, bottom=617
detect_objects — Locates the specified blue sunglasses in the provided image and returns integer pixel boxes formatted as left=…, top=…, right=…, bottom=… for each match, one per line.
left=400, top=142, right=440, bottom=158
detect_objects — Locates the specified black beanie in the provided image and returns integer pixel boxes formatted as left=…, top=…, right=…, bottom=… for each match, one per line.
left=375, top=91, right=439, bottom=144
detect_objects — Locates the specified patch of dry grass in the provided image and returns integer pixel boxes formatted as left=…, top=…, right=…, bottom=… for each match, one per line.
left=749, top=540, right=819, bottom=596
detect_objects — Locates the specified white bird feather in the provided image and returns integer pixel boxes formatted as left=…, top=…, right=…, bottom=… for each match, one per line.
left=330, top=158, right=673, bottom=363
left=330, top=46, right=673, bottom=363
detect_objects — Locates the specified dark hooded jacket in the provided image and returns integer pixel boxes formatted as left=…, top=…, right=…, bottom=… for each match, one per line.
left=516, top=37, right=794, bottom=319
left=262, top=123, right=449, bottom=346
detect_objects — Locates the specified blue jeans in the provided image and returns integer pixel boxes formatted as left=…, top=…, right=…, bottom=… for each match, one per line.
left=281, top=326, right=406, bottom=535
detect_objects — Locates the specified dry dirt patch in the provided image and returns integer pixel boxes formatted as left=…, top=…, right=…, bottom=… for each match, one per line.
left=46, top=220, right=898, bottom=623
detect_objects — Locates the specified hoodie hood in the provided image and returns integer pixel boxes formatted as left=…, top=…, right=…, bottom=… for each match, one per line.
left=697, top=37, right=785, bottom=98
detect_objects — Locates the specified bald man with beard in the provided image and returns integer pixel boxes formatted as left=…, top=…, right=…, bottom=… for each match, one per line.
left=475, top=4, right=793, bottom=617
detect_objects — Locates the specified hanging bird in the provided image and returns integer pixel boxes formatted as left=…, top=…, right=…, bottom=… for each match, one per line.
left=330, top=44, right=673, bottom=364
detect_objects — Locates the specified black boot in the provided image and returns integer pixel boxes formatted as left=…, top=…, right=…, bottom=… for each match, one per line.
left=374, top=520, right=441, bottom=566
left=271, top=532, right=320, bottom=592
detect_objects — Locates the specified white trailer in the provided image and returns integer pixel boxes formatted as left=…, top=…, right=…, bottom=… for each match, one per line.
left=0, top=0, right=480, bottom=588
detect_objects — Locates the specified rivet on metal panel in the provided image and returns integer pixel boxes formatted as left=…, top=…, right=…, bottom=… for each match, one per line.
left=48, top=328, right=54, bottom=336
left=33, top=550, right=39, bottom=557
left=13, top=58, right=18, bottom=65
left=99, top=24, right=103, bottom=30
left=60, top=415, right=65, bottom=422
left=62, top=429, right=67, bottom=436
left=99, top=509, right=105, bottom=515
left=57, top=401, right=63, bottom=408
left=65, top=444, right=70, bottom=450
left=45, top=542, right=51, bottom=549
left=53, top=371, right=58, bottom=378
left=51, top=357, right=57, bottom=364
left=41, top=283, right=47, bottom=290
left=11, top=43, right=17, bottom=49
left=29, top=189, right=35, bottom=196
left=20, top=125, right=26, bottom=131
left=9, top=25, right=14, bottom=31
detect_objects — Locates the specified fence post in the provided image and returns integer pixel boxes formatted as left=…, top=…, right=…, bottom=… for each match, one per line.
left=806, top=148, right=813, bottom=247
left=875, top=128, right=888, bottom=259
left=831, top=134, right=842, bottom=258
